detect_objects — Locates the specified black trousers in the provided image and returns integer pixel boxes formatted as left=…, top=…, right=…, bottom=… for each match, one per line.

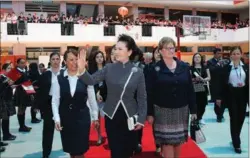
left=105, top=106, right=137, bottom=158
left=61, top=24, right=66, bottom=35
left=196, top=92, right=208, bottom=120
left=211, top=84, right=225, bottom=119
left=137, top=129, right=143, bottom=144
left=2, top=118, right=10, bottom=137
left=42, top=107, right=55, bottom=157
left=214, top=102, right=226, bottom=119
left=228, top=87, right=247, bottom=148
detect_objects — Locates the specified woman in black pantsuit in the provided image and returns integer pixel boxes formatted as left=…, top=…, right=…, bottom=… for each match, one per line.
left=216, top=47, right=249, bottom=154
left=51, top=50, right=99, bottom=158
left=37, top=52, right=61, bottom=158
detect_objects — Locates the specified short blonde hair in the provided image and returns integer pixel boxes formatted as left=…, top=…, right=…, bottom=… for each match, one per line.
left=158, top=37, right=176, bottom=50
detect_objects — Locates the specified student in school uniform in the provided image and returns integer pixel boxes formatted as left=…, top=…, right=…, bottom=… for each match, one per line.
left=51, top=50, right=99, bottom=158
left=215, top=47, right=249, bottom=154
left=37, top=52, right=61, bottom=158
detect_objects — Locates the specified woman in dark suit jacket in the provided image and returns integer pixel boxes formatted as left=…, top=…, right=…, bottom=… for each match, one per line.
left=215, top=47, right=249, bottom=154
left=146, top=37, right=197, bottom=158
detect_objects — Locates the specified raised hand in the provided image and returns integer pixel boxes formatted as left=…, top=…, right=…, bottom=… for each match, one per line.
left=78, top=48, right=87, bottom=74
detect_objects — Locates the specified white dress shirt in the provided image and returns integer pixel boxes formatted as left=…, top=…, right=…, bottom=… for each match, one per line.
left=48, top=69, right=61, bottom=96
left=229, top=61, right=246, bottom=87
left=51, top=70, right=98, bottom=123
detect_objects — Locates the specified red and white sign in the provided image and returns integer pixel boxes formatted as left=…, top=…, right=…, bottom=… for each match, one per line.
left=22, top=81, right=36, bottom=94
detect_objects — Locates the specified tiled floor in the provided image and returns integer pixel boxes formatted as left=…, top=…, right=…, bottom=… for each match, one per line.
left=1, top=104, right=249, bottom=158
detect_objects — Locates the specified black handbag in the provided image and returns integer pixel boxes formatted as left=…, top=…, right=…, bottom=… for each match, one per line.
left=190, top=120, right=206, bottom=144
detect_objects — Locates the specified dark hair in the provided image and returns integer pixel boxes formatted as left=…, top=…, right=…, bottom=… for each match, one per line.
left=28, top=63, right=40, bottom=81
left=63, top=49, right=78, bottom=61
left=88, top=50, right=106, bottom=74
left=29, top=63, right=38, bottom=72
left=152, top=46, right=160, bottom=63
left=50, top=52, right=60, bottom=60
left=117, top=34, right=139, bottom=61
left=230, top=46, right=242, bottom=54
left=17, top=58, right=24, bottom=64
left=213, top=48, right=221, bottom=54
left=107, top=45, right=116, bottom=63
left=39, top=63, right=45, bottom=68
left=2, top=63, right=11, bottom=70
left=192, top=53, right=204, bottom=67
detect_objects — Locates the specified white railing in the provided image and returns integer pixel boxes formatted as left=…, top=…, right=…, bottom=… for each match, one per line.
left=1, top=22, right=248, bottom=44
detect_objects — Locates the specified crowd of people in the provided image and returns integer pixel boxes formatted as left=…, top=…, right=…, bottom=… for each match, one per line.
left=1, top=12, right=249, bottom=35
left=0, top=33, right=249, bottom=158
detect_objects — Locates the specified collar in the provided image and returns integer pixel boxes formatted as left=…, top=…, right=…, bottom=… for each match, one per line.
left=64, top=69, right=68, bottom=77
left=117, top=61, right=131, bottom=68
left=63, top=69, right=78, bottom=77
left=48, top=68, right=61, bottom=74
left=17, top=67, right=25, bottom=72
left=229, top=61, right=244, bottom=66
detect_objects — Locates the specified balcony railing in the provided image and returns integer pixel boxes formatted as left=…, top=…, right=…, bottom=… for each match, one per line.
left=1, top=22, right=248, bottom=45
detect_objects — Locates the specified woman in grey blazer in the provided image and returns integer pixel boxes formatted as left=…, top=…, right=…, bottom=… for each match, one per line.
left=78, top=34, right=147, bottom=158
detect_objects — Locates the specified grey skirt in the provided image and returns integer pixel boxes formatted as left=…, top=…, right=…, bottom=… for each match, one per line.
left=154, top=105, right=189, bottom=145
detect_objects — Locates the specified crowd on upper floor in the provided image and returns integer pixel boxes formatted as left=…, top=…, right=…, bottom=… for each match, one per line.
left=1, top=12, right=249, bottom=29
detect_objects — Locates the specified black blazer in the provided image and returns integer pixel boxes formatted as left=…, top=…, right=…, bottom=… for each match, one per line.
left=215, top=63, right=249, bottom=104
left=37, top=71, right=52, bottom=111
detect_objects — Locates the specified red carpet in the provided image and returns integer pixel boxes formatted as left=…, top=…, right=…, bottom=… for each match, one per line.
left=85, top=119, right=207, bottom=158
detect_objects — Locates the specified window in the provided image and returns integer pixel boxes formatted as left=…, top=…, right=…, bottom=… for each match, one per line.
left=26, top=47, right=60, bottom=60
left=221, top=13, right=239, bottom=24
left=198, top=46, right=215, bottom=52
left=169, top=9, right=192, bottom=21
left=180, top=46, right=192, bottom=52
left=222, top=46, right=232, bottom=53
left=25, top=2, right=59, bottom=13
left=138, top=7, right=164, bottom=20
left=1, top=1, right=12, bottom=9
left=197, top=11, right=217, bottom=22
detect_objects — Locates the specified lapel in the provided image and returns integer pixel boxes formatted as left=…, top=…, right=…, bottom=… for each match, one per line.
left=242, top=64, right=249, bottom=85
left=64, top=75, right=82, bottom=99
left=225, top=64, right=232, bottom=82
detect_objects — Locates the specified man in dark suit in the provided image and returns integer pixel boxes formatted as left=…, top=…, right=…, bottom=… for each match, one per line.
left=207, top=48, right=225, bottom=122
left=37, top=52, right=61, bottom=158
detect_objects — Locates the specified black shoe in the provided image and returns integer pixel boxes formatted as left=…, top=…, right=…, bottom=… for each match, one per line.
left=217, top=116, right=224, bottom=123
left=134, top=144, right=142, bottom=154
left=0, top=147, right=5, bottom=152
left=0, top=142, right=8, bottom=146
left=155, top=147, right=161, bottom=156
left=31, top=118, right=41, bottom=123
left=19, top=126, right=32, bottom=132
left=3, top=134, right=17, bottom=141
left=234, top=148, right=242, bottom=154
left=96, top=137, right=104, bottom=146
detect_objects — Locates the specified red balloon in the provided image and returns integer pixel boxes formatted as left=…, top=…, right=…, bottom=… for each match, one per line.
left=118, top=7, right=128, bottom=17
